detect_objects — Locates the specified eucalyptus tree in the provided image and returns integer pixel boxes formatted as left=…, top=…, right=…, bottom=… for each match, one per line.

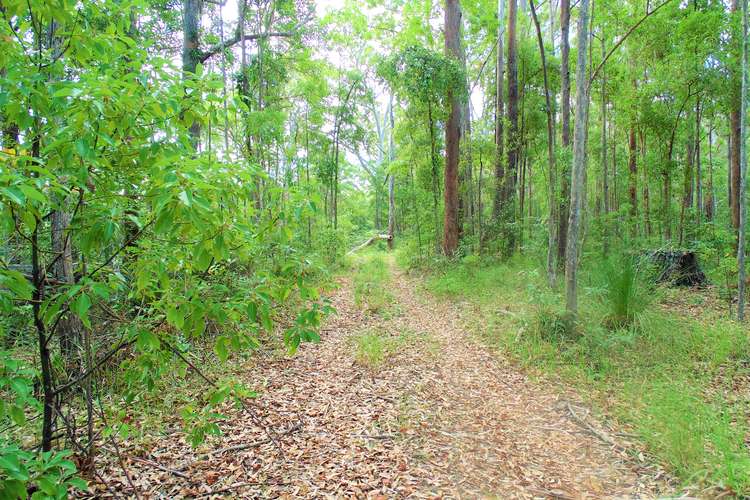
left=737, top=0, right=748, bottom=320
left=565, top=0, right=591, bottom=315
left=378, top=45, right=463, bottom=251
left=444, top=0, right=464, bottom=255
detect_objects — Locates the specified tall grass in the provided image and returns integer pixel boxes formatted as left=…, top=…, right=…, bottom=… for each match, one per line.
left=593, top=254, right=651, bottom=328
left=351, top=252, right=393, bottom=313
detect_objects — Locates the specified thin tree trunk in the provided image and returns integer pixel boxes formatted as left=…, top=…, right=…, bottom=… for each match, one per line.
left=443, top=0, right=462, bottom=256
left=601, top=37, right=609, bottom=253
left=565, top=0, right=591, bottom=315
left=493, top=0, right=506, bottom=223
left=732, top=0, right=743, bottom=234
left=388, top=96, right=396, bottom=250
left=502, top=0, right=519, bottom=255
left=628, top=123, right=638, bottom=233
left=557, top=0, right=571, bottom=269
left=183, top=0, right=202, bottom=145
left=530, top=0, right=557, bottom=286
left=695, top=98, right=702, bottom=226
left=737, top=0, right=748, bottom=320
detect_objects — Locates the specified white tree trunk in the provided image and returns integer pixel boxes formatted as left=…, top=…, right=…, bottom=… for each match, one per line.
left=565, top=0, right=591, bottom=315
left=387, top=95, right=396, bottom=250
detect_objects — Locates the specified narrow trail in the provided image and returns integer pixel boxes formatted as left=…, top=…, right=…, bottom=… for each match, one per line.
left=98, top=261, right=669, bottom=499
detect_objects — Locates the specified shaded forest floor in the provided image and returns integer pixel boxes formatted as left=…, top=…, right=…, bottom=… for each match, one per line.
left=91, top=256, right=675, bottom=498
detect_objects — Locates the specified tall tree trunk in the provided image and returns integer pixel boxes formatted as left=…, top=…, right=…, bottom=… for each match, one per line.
left=493, top=0, right=506, bottom=223
left=679, top=138, right=694, bottom=246
left=706, top=125, right=715, bottom=220
left=628, top=123, right=638, bottom=233
left=737, top=0, right=748, bottom=320
left=443, top=0, right=462, bottom=256
left=458, top=14, right=473, bottom=239
left=183, top=0, right=202, bottom=145
left=388, top=96, right=396, bottom=250
left=502, top=0, right=519, bottom=255
left=565, top=0, right=591, bottom=315
left=530, top=0, right=557, bottom=286
left=641, top=130, right=652, bottom=237
left=557, top=0, right=571, bottom=269
left=695, top=99, right=702, bottom=225
left=731, top=0, right=742, bottom=234
left=601, top=38, right=609, bottom=253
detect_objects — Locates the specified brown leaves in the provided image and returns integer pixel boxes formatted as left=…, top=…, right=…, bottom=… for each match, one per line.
left=90, top=267, right=669, bottom=498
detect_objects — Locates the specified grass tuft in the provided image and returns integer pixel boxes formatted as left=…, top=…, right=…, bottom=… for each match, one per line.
left=352, top=252, right=393, bottom=313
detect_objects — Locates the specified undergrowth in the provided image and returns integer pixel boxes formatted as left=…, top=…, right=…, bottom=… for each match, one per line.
left=418, top=251, right=750, bottom=495
left=350, top=252, right=393, bottom=313
left=350, top=327, right=429, bottom=369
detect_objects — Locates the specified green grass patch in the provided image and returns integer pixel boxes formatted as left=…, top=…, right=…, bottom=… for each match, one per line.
left=351, top=251, right=393, bottom=313
left=420, top=254, right=750, bottom=494
left=350, top=327, right=433, bottom=369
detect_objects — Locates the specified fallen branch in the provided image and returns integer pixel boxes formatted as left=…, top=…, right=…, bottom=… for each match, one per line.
left=347, top=234, right=392, bottom=255
left=200, top=421, right=303, bottom=458
left=565, top=402, right=618, bottom=448
left=129, top=456, right=189, bottom=479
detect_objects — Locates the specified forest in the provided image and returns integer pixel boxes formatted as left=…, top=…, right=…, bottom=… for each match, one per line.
left=1, top=0, right=750, bottom=497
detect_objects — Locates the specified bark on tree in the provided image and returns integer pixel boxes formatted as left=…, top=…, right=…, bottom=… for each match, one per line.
left=458, top=14, right=473, bottom=240
left=443, top=0, right=462, bottom=256
left=557, top=0, right=571, bottom=269
left=502, top=0, right=519, bottom=255
left=695, top=99, right=702, bottom=225
left=565, top=0, right=591, bottom=315
left=737, top=0, right=748, bottom=320
left=628, top=123, right=638, bottom=231
left=731, top=0, right=742, bottom=233
left=388, top=96, right=396, bottom=250
left=493, top=0, right=506, bottom=224
left=183, top=0, right=202, bottom=145
left=600, top=37, right=609, bottom=253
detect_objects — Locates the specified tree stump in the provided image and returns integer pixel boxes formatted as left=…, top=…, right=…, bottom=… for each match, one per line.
left=648, top=250, right=707, bottom=287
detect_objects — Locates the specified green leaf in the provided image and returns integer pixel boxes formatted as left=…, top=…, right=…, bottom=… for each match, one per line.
left=0, top=187, right=25, bottom=206
left=214, top=336, right=229, bottom=362
left=259, top=304, right=272, bottom=332
left=68, top=477, right=88, bottom=491
left=137, top=330, right=159, bottom=351
left=166, top=304, right=184, bottom=330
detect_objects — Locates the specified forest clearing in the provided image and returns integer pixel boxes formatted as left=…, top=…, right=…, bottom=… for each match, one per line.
left=2, top=0, right=750, bottom=497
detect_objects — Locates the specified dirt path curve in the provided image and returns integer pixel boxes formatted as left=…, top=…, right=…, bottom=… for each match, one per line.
left=99, top=262, right=668, bottom=499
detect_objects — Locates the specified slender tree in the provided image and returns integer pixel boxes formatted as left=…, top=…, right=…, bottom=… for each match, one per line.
left=388, top=96, right=396, bottom=250
left=529, top=0, right=557, bottom=286
left=493, top=0, right=506, bottom=224
left=502, top=0, right=520, bottom=254
left=565, top=0, right=591, bottom=315
left=732, top=0, right=743, bottom=235
left=557, top=0, right=571, bottom=269
left=443, top=0, right=463, bottom=255
left=738, top=0, right=748, bottom=320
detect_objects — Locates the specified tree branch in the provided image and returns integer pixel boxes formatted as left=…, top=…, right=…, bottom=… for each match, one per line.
left=199, top=31, right=294, bottom=63
left=588, top=0, right=676, bottom=88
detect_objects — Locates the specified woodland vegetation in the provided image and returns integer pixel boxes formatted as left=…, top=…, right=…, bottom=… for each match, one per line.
left=1, top=0, right=750, bottom=497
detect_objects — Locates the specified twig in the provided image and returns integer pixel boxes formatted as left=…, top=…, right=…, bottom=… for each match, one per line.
left=129, top=456, right=189, bottom=479
left=565, top=402, right=618, bottom=447
left=356, top=433, right=395, bottom=440
left=161, top=340, right=285, bottom=456
left=200, top=421, right=303, bottom=458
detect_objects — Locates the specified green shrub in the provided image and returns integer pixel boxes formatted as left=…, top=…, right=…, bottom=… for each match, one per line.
left=595, top=254, right=651, bottom=329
